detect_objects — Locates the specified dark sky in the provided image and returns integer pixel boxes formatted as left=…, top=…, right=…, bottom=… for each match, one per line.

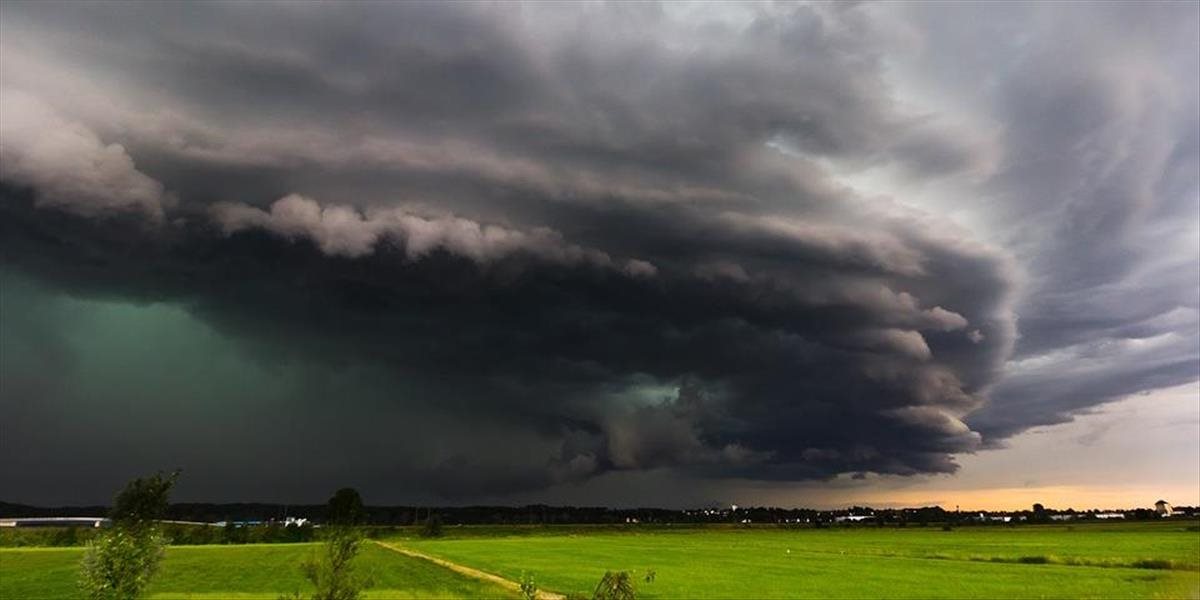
left=1, top=2, right=1197, bottom=507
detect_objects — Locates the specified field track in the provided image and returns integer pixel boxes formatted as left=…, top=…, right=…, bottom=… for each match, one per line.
left=374, top=540, right=565, bottom=600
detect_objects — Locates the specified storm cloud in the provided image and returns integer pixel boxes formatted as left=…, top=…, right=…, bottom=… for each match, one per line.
left=1, top=1, right=1195, bottom=504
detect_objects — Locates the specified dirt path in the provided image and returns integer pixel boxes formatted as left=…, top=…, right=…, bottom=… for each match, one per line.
left=373, top=540, right=566, bottom=600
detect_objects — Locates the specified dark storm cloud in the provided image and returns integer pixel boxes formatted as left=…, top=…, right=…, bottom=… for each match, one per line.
left=0, top=1, right=1195, bottom=502
left=879, top=2, right=1200, bottom=438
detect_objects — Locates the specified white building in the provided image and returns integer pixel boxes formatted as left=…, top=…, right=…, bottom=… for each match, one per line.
left=834, top=515, right=873, bottom=523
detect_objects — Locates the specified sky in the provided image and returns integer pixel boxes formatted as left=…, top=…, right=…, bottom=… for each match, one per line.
left=0, top=1, right=1197, bottom=510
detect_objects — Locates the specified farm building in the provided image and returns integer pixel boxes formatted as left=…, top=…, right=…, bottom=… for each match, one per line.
left=0, top=517, right=108, bottom=528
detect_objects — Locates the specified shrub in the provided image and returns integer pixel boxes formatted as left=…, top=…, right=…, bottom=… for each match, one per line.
left=592, top=570, right=636, bottom=600
left=53, top=527, right=81, bottom=546
left=520, top=571, right=538, bottom=600
left=79, top=471, right=178, bottom=600
left=299, top=488, right=372, bottom=600
left=79, top=528, right=166, bottom=600
left=302, top=527, right=372, bottom=600
left=1131, top=559, right=1173, bottom=570
left=420, top=514, right=443, bottom=538
left=223, top=522, right=248, bottom=544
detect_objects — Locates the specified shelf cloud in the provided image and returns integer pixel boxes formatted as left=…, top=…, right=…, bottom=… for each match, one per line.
left=1, top=1, right=1195, bottom=503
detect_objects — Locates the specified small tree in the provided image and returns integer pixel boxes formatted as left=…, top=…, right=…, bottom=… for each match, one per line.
left=420, top=513, right=443, bottom=538
left=79, top=470, right=179, bottom=600
left=302, top=529, right=369, bottom=600
left=592, top=571, right=636, bottom=600
left=519, top=571, right=538, bottom=600
left=301, top=488, right=371, bottom=600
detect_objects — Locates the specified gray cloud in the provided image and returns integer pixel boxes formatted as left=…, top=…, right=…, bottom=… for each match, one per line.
left=0, top=1, right=1195, bottom=503
left=0, top=91, right=168, bottom=221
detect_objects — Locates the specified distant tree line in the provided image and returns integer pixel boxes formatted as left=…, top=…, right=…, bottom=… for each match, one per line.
left=3, top=500, right=1193, bottom=530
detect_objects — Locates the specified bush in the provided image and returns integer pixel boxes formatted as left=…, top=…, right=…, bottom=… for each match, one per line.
left=79, top=471, right=178, bottom=600
left=223, top=522, right=248, bottom=544
left=520, top=572, right=538, bottom=600
left=1131, top=559, right=1173, bottom=570
left=420, top=514, right=443, bottom=538
left=302, top=527, right=372, bottom=600
left=79, top=528, right=166, bottom=600
left=592, top=571, right=636, bottom=600
left=298, top=488, right=372, bottom=600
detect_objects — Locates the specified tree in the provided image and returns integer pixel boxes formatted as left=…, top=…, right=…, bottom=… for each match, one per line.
left=420, top=513, right=443, bottom=538
left=109, top=473, right=177, bottom=524
left=79, top=471, right=179, bottom=600
left=1033, top=503, right=1048, bottom=523
left=301, top=488, right=371, bottom=600
left=326, top=488, right=366, bottom=527
left=592, top=571, right=636, bottom=600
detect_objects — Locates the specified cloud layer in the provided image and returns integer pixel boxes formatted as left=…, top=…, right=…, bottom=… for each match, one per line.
left=1, top=1, right=1195, bottom=502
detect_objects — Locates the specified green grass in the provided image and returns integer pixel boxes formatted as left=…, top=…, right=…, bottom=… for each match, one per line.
left=395, top=521, right=1200, bottom=599
left=3, top=523, right=1197, bottom=599
left=0, top=543, right=516, bottom=599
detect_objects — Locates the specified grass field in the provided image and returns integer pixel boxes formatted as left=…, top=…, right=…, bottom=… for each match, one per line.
left=0, top=543, right=516, bottom=599
left=2, top=522, right=1197, bottom=599
left=395, top=521, right=1200, bottom=599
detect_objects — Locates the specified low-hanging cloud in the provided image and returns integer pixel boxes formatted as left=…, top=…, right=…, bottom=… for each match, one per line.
left=211, top=193, right=650, bottom=276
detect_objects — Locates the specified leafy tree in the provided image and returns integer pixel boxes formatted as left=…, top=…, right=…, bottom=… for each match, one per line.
left=109, top=473, right=177, bottom=524
left=1032, top=503, right=1048, bottom=522
left=301, top=488, right=371, bottom=600
left=79, top=471, right=179, bottom=600
left=326, top=488, right=366, bottom=526
left=592, top=571, right=636, bottom=600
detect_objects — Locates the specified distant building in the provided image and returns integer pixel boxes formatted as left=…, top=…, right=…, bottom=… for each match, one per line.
left=1094, top=512, right=1125, bottom=520
left=1155, top=500, right=1172, bottom=517
left=0, top=517, right=107, bottom=528
left=834, top=515, right=873, bottom=523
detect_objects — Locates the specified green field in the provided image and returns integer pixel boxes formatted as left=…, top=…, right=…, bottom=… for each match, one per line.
left=2, top=522, right=1198, bottom=599
left=395, top=522, right=1200, bottom=599
left=0, top=543, right=515, bottom=599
